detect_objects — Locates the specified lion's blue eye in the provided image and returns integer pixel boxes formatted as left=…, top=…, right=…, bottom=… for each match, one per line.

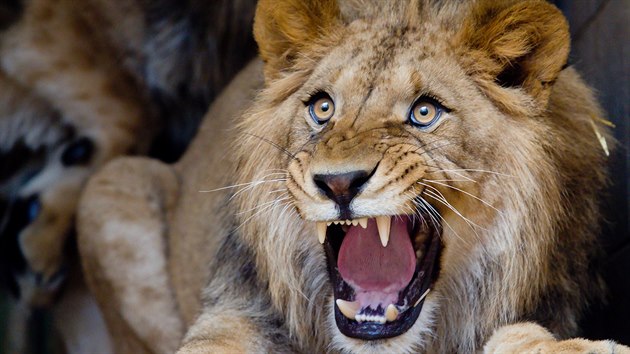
left=409, top=98, right=444, bottom=128
left=308, top=93, right=335, bottom=124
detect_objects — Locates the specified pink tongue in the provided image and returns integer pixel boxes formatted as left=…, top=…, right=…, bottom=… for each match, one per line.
left=337, top=218, right=416, bottom=296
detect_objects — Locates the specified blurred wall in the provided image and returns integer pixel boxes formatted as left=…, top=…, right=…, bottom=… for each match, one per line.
left=553, top=0, right=630, bottom=345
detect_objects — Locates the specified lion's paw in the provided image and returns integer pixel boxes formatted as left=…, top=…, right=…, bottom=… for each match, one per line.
left=484, top=323, right=630, bottom=354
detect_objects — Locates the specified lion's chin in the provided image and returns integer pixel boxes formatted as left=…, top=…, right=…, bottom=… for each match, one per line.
left=318, top=213, right=442, bottom=340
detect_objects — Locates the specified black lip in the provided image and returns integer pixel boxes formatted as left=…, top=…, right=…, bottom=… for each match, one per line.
left=324, top=215, right=442, bottom=340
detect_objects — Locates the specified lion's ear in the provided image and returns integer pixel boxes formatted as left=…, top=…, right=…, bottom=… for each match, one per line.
left=463, top=0, right=570, bottom=107
left=254, top=0, right=341, bottom=81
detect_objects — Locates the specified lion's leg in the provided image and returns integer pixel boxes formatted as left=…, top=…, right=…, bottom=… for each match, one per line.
left=177, top=311, right=297, bottom=354
left=177, top=313, right=267, bottom=354
left=77, top=158, right=184, bottom=354
left=484, top=323, right=630, bottom=354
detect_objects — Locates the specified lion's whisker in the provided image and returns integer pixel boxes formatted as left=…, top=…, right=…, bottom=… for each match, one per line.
left=421, top=180, right=502, bottom=215
left=267, top=188, right=287, bottom=194
left=421, top=187, right=487, bottom=233
left=243, top=132, right=296, bottom=158
left=199, top=175, right=287, bottom=193
left=418, top=197, right=471, bottom=247
left=432, top=168, right=513, bottom=178
left=238, top=195, right=290, bottom=215
left=230, top=178, right=287, bottom=200
left=235, top=197, right=291, bottom=231
left=424, top=178, right=475, bottom=183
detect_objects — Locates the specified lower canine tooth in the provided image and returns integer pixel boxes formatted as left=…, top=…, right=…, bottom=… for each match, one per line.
left=385, top=304, right=399, bottom=322
left=317, top=222, right=327, bottom=244
left=336, top=299, right=360, bottom=321
left=375, top=215, right=391, bottom=247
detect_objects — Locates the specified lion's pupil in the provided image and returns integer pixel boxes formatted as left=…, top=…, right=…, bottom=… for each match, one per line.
left=419, top=106, right=429, bottom=116
left=321, top=102, right=329, bottom=112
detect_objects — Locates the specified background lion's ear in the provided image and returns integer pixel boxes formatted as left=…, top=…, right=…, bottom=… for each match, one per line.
left=254, top=0, right=341, bottom=81
left=462, top=0, right=570, bottom=107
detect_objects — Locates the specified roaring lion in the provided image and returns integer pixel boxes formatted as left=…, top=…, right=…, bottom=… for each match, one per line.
left=77, top=0, right=629, bottom=353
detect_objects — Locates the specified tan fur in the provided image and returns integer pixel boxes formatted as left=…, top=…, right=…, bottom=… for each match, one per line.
left=77, top=1, right=627, bottom=353
left=78, top=60, right=266, bottom=353
left=485, top=323, right=630, bottom=354
left=0, top=0, right=257, bottom=352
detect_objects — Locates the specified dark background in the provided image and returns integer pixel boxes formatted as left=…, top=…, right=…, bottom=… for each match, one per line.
left=552, top=0, right=630, bottom=345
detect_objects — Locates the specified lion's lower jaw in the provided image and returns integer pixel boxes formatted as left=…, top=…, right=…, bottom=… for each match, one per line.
left=327, top=298, right=438, bottom=353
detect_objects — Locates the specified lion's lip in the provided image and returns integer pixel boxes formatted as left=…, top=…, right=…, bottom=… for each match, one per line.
left=322, top=213, right=442, bottom=340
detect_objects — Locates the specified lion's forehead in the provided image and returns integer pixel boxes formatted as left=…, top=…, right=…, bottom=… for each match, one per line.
left=306, top=22, right=465, bottom=122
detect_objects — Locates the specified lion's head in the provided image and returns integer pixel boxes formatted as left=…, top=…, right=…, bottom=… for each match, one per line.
left=0, top=71, right=83, bottom=307
left=231, top=0, right=609, bottom=352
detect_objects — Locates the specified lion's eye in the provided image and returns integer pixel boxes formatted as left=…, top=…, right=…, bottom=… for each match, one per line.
left=409, top=98, right=443, bottom=128
left=308, top=93, right=335, bottom=124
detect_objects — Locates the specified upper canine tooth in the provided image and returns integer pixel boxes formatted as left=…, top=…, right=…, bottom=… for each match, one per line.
left=375, top=215, right=391, bottom=247
left=336, top=299, right=361, bottom=321
left=317, top=222, right=327, bottom=244
left=385, top=304, right=399, bottom=322
left=358, top=217, right=368, bottom=229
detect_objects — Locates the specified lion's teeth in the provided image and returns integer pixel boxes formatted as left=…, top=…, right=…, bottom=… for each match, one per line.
left=355, top=314, right=386, bottom=324
left=358, top=217, right=368, bottom=229
left=375, top=215, right=391, bottom=247
left=352, top=219, right=358, bottom=226
left=327, top=221, right=332, bottom=226
left=345, top=219, right=351, bottom=225
left=336, top=299, right=360, bottom=320
left=385, top=304, right=399, bottom=322
left=317, top=222, right=327, bottom=244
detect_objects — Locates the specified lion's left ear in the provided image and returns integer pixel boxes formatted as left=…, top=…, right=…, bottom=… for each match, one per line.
left=462, top=0, right=570, bottom=107
left=253, top=0, right=341, bottom=81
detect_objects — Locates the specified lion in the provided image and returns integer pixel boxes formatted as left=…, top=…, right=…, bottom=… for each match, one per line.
left=77, top=0, right=629, bottom=353
left=0, top=0, right=256, bottom=352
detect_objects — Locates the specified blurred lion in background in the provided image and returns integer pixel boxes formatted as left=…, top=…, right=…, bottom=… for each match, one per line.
left=0, top=0, right=257, bottom=352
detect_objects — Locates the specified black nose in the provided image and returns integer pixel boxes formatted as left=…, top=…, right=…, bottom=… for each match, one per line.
left=313, top=170, right=371, bottom=209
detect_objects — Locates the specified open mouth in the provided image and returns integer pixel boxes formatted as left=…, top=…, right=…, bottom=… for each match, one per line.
left=317, top=213, right=442, bottom=340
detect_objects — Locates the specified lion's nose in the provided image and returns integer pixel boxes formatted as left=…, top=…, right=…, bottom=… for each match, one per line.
left=313, top=170, right=371, bottom=208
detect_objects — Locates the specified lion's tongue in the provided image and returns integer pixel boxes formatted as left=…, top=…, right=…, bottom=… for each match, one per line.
left=337, top=218, right=416, bottom=307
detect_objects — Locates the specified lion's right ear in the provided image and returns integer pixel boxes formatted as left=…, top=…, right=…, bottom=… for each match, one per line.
left=254, top=0, right=341, bottom=81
